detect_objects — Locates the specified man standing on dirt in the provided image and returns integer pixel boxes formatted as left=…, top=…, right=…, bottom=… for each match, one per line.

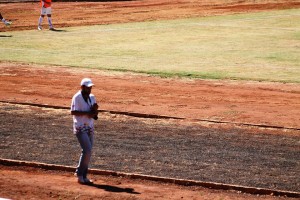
left=0, top=12, right=12, bottom=26
left=38, top=0, right=54, bottom=30
left=71, top=78, right=98, bottom=184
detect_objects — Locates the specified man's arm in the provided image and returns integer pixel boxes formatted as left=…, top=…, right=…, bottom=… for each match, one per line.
left=71, top=110, right=95, bottom=118
left=41, top=0, right=46, bottom=8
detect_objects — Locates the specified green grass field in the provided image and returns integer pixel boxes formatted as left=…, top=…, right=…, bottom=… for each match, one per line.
left=0, top=9, right=299, bottom=82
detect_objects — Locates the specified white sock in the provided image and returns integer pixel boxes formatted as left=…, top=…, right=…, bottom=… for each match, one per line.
left=38, top=16, right=43, bottom=27
left=47, top=17, right=53, bottom=28
left=2, top=18, right=6, bottom=23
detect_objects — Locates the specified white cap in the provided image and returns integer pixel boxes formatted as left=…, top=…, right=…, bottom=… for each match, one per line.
left=81, top=78, right=94, bottom=87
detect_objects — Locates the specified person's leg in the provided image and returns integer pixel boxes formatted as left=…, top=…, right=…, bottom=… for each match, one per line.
left=38, top=15, right=44, bottom=30
left=75, top=131, right=93, bottom=183
left=84, top=133, right=93, bottom=180
left=47, top=14, right=54, bottom=30
left=0, top=13, right=12, bottom=26
left=38, top=6, right=48, bottom=30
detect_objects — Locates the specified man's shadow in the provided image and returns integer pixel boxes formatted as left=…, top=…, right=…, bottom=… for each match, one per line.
left=50, top=29, right=66, bottom=32
left=0, top=35, right=12, bottom=37
left=88, top=183, right=140, bottom=194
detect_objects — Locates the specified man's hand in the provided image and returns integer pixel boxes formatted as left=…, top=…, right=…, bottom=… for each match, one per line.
left=42, top=0, right=45, bottom=8
left=91, top=103, right=99, bottom=120
left=92, top=103, right=99, bottom=111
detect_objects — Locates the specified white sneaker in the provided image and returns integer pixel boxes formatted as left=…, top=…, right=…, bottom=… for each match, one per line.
left=38, top=26, right=42, bottom=31
left=84, top=177, right=93, bottom=184
left=4, top=21, right=12, bottom=26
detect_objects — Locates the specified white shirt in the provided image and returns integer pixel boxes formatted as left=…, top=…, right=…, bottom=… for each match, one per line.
left=71, top=90, right=97, bottom=134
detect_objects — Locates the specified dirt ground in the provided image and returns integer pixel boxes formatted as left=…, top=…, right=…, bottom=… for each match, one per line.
left=1, top=63, right=299, bottom=129
left=1, top=165, right=292, bottom=200
left=0, top=1, right=300, bottom=200
left=0, top=0, right=300, bottom=32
